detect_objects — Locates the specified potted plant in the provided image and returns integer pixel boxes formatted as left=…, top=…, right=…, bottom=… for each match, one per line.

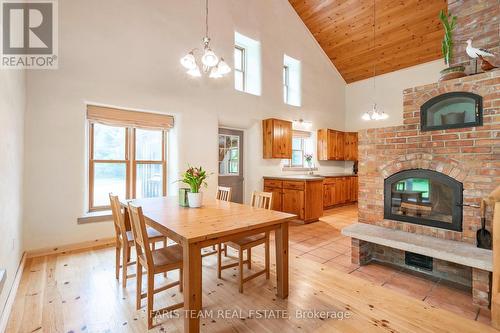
left=179, top=166, right=210, bottom=208
left=438, top=10, right=466, bottom=81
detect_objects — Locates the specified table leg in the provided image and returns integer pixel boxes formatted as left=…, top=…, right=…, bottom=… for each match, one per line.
left=275, top=222, right=289, bottom=298
left=183, top=242, right=202, bottom=333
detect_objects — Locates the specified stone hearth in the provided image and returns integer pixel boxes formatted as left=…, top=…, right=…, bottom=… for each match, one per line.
left=352, top=70, right=499, bottom=309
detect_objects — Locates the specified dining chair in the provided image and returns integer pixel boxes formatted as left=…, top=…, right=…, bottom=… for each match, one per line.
left=217, top=191, right=272, bottom=293
left=128, top=202, right=184, bottom=330
left=216, top=186, right=232, bottom=201
left=203, top=186, right=233, bottom=257
left=109, top=194, right=168, bottom=288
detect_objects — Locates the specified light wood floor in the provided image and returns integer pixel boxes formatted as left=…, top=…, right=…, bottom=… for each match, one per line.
left=6, top=206, right=495, bottom=332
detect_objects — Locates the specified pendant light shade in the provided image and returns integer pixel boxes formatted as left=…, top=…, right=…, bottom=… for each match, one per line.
left=187, top=66, right=202, bottom=77
left=180, top=51, right=197, bottom=70
left=217, top=58, right=231, bottom=75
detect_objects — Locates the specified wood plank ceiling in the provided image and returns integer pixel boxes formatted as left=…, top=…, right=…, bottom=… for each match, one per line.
left=289, top=0, right=447, bottom=83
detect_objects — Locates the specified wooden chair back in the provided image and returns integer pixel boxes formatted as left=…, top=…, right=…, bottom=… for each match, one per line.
left=127, top=203, right=153, bottom=267
left=216, top=186, right=232, bottom=202
left=109, top=193, right=128, bottom=245
left=251, top=191, right=273, bottom=210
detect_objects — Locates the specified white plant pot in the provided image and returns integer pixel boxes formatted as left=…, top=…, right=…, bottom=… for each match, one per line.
left=187, top=192, right=203, bottom=208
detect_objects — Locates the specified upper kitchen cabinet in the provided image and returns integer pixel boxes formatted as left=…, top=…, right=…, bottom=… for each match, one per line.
left=317, top=129, right=358, bottom=161
left=262, top=118, right=292, bottom=159
left=344, top=132, right=358, bottom=161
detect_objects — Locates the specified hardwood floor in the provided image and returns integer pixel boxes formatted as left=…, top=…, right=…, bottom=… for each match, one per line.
left=6, top=205, right=494, bottom=332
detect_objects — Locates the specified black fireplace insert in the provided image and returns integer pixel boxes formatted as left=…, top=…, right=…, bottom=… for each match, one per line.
left=384, top=169, right=463, bottom=231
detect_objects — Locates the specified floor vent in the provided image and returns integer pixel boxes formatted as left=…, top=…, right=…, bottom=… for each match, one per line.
left=405, top=252, right=433, bottom=271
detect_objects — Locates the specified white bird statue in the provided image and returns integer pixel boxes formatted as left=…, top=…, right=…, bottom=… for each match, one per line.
left=466, top=39, right=496, bottom=73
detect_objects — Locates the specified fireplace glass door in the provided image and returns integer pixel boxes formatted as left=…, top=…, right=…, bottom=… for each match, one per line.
left=384, top=169, right=463, bottom=231
left=420, top=92, right=482, bottom=131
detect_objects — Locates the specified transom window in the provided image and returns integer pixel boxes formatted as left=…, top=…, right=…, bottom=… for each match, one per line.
left=283, top=65, right=289, bottom=104
left=234, top=46, right=246, bottom=92
left=87, top=105, right=172, bottom=211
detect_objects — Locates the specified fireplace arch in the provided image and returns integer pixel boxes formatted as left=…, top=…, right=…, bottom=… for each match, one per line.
left=384, top=169, right=464, bottom=231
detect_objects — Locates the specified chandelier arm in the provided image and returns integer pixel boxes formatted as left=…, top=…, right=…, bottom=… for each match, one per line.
left=205, top=0, right=209, bottom=38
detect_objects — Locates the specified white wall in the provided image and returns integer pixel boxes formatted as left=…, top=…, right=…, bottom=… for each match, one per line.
left=345, top=60, right=444, bottom=131
left=0, top=70, right=25, bottom=317
left=23, top=0, right=346, bottom=250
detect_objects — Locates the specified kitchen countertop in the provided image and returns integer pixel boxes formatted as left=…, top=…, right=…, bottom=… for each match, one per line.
left=263, top=173, right=357, bottom=181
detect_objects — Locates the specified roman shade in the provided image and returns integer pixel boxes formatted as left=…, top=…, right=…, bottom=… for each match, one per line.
left=292, top=130, right=311, bottom=138
left=87, top=105, right=174, bottom=129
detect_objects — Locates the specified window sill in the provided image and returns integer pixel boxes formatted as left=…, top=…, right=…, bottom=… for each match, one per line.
left=282, top=166, right=318, bottom=172
left=77, top=210, right=113, bottom=224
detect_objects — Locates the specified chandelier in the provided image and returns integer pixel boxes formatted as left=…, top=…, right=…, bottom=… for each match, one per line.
left=362, top=0, right=388, bottom=121
left=180, top=0, right=231, bottom=78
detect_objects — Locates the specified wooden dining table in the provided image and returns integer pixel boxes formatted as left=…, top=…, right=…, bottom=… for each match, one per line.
left=120, top=196, right=296, bottom=333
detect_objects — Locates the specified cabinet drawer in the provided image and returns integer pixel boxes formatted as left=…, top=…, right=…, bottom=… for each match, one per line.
left=323, top=177, right=338, bottom=184
left=264, top=179, right=282, bottom=188
left=283, top=181, right=305, bottom=190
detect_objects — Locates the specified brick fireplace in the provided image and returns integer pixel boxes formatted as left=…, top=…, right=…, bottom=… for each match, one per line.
left=352, top=69, right=499, bottom=308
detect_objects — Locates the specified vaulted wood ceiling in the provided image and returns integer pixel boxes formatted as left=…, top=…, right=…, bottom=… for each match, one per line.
left=289, top=0, right=447, bottom=83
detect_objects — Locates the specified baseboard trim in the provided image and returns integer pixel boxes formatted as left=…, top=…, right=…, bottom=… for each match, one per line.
left=26, top=237, right=116, bottom=259
left=0, top=253, right=26, bottom=333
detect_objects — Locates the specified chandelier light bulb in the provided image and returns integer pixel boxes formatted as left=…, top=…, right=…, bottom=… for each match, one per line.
left=201, top=48, right=219, bottom=67
left=362, top=112, right=371, bottom=121
left=180, top=51, right=197, bottom=70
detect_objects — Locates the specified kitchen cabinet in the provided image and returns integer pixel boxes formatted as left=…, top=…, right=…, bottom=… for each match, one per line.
left=344, top=132, right=358, bottom=161
left=263, top=178, right=323, bottom=223
left=317, top=129, right=358, bottom=161
left=262, top=118, right=292, bottom=159
left=323, top=176, right=358, bottom=209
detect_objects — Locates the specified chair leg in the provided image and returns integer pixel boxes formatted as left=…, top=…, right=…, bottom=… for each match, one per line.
left=147, top=271, right=154, bottom=329
left=115, top=246, right=120, bottom=280
left=247, top=248, right=252, bottom=269
left=122, top=245, right=129, bottom=288
left=179, top=268, right=183, bottom=292
left=217, top=243, right=222, bottom=279
left=265, top=233, right=270, bottom=279
left=152, top=241, right=156, bottom=251
left=212, top=244, right=216, bottom=251
left=238, top=249, right=244, bottom=294
left=224, top=243, right=228, bottom=257
left=136, top=262, right=143, bottom=310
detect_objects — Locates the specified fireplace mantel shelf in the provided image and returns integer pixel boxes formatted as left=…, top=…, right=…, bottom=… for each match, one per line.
left=342, top=223, right=492, bottom=272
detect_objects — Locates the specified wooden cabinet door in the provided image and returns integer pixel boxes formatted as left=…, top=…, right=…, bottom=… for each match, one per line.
left=273, top=119, right=292, bottom=158
left=282, top=189, right=304, bottom=220
left=263, top=119, right=292, bottom=159
left=264, top=186, right=283, bottom=211
left=352, top=177, right=358, bottom=201
left=323, top=184, right=332, bottom=207
left=335, top=132, right=345, bottom=160
left=344, top=132, right=358, bottom=161
left=334, top=177, right=348, bottom=204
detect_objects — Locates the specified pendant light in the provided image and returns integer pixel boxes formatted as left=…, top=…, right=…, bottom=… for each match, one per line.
left=362, top=0, right=388, bottom=121
left=180, top=0, right=230, bottom=78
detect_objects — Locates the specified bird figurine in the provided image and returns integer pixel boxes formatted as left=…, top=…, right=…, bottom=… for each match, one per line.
left=466, top=39, right=496, bottom=73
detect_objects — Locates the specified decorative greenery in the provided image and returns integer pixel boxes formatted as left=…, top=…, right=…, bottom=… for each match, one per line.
left=439, top=10, right=457, bottom=66
left=179, top=166, right=210, bottom=193
left=304, top=153, right=313, bottom=163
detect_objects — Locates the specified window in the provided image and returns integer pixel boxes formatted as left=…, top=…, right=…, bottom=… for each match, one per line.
left=234, top=46, right=246, bottom=92
left=288, top=132, right=313, bottom=167
left=283, top=55, right=301, bottom=106
left=283, top=65, right=289, bottom=104
left=234, top=32, right=261, bottom=95
left=87, top=105, right=172, bottom=211
left=218, top=134, right=240, bottom=175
